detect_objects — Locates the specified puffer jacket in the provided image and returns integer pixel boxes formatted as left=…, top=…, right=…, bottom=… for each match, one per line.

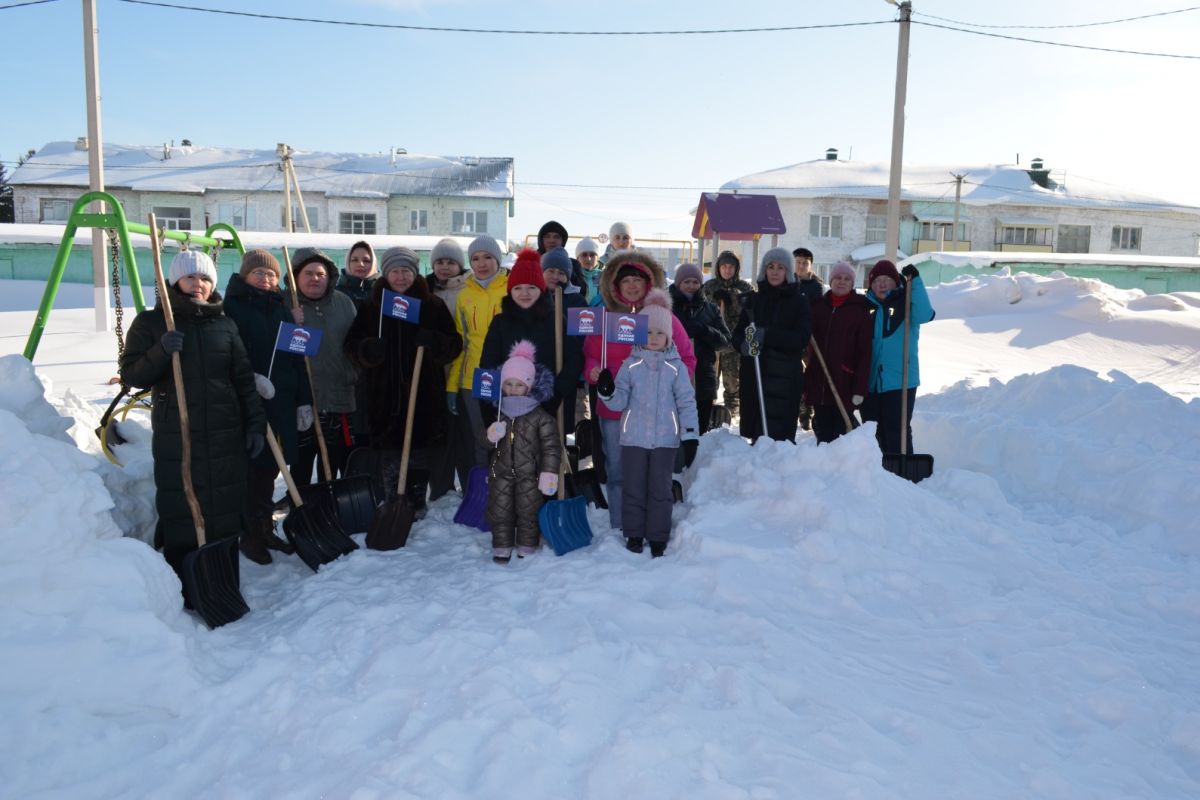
left=223, top=273, right=312, bottom=465
left=479, top=293, right=584, bottom=414
left=296, top=270, right=359, bottom=413
left=485, top=403, right=561, bottom=549
left=865, top=276, right=935, bottom=392
left=805, top=290, right=874, bottom=409
left=446, top=270, right=509, bottom=392
left=582, top=251, right=697, bottom=421
left=670, top=284, right=731, bottom=399
left=732, top=280, right=812, bottom=442
left=603, top=345, right=699, bottom=449
left=120, top=287, right=266, bottom=561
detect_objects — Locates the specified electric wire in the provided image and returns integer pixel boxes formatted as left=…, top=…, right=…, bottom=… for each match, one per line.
left=914, top=5, right=1200, bottom=30
left=912, top=19, right=1200, bottom=59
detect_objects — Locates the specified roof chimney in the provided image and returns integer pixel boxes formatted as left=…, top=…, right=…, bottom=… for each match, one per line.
left=75, top=136, right=88, bottom=151
left=1027, top=156, right=1051, bottom=188
left=181, top=138, right=192, bottom=147
left=825, top=147, right=839, bottom=161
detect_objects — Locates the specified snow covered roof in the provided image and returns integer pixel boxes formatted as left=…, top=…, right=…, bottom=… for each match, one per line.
left=899, top=249, right=1200, bottom=271
left=9, top=141, right=514, bottom=199
left=722, top=159, right=1200, bottom=215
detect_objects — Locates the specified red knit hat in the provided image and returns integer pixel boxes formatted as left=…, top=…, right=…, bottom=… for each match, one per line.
left=868, top=259, right=902, bottom=286
left=508, top=248, right=546, bottom=292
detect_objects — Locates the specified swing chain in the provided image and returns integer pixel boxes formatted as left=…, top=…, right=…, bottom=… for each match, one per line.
left=108, top=229, right=126, bottom=369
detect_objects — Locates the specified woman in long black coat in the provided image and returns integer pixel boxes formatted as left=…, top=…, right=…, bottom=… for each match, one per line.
left=478, top=249, right=583, bottom=435
left=223, top=249, right=312, bottom=564
left=120, top=250, right=266, bottom=581
left=343, top=247, right=462, bottom=514
left=731, top=247, right=812, bottom=443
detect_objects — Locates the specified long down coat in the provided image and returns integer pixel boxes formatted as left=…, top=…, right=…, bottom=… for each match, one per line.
left=343, top=275, right=463, bottom=451
left=485, top=398, right=561, bottom=551
left=804, top=290, right=874, bottom=411
left=731, top=280, right=812, bottom=442
left=120, top=287, right=266, bottom=569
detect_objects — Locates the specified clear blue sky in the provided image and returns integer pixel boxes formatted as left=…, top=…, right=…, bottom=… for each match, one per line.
left=2, top=0, right=1198, bottom=244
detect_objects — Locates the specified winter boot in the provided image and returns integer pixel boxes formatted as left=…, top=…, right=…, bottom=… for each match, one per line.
left=493, top=547, right=513, bottom=564
left=517, top=545, right=538, bottom=558
left=261, top=516, right=295, bottom=555
left=625, top=537, right=645, bottom=554
left=649, top=541, right=667, bottom=558
left=405, top=469, right=430, bottom=521
left=799, top=402, right=813, bottom=432
left=239, top=516, right=272, bottom=565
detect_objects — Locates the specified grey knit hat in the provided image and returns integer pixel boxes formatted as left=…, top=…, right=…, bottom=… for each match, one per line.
left=430, top=237, right=465, bottom=269
left=291, top=247, right=337, bottom=274
left=609, top=221, right=632, bottom=240
left=758, top=247, right=796, bottom=283
left=540, top=247, right=573, bottom=276
left=379, top=246, right=421, bottom=278
left=467, top=235, right=503, bottom=267
left=575, top=236, right=599, bottom=257
left=673, top=263, right=703, bottom=285
left=169, top=250, right=219, bottom=286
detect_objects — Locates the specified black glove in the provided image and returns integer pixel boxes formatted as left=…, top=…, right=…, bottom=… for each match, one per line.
left=682, top=438, right=699, bottom=467
left=739, top=338, right=752, bottom=357
left=160, top=330, right=184, bottom=354
left=415, top=327, right=439, bottom=349
left=901, top=264, right=919, bottom=279
left=246, top=432, right=265, bottom=459
left=358, top=337, right=386, bottom=366
left=596, top=368, right=615, bottom=398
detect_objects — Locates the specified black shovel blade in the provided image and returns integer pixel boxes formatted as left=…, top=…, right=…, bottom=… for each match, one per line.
left=283, top=493, right=358, bottom=572
left=366, top=495, right=414, bottom=551
left=882, top=453, right=935, bottom=484
left=299, top=476, right=378, bottom=535
left=573, top=419, right=593, bottom=460
left=566, top=467, right=607, bottom=509
left=710, top=404, right=732, bottom=428
left=538, top=496, right=593, bottom=556
left=181, top=537, right=249, bottom=629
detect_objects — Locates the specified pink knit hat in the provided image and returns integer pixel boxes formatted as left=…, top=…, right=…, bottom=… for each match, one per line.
left=640, top=288, right=674, bottom=346
left=500, top=340, right=538, bottom=391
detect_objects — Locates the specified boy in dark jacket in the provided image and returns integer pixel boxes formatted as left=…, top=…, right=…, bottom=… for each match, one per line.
left=670, top=263, right=731, bottom=435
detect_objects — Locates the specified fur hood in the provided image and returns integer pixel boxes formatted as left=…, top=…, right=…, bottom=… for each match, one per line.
left=598, top=249, right=667, bottom=311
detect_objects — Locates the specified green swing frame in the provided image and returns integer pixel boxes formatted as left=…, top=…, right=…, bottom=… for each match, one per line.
left=22, top=191, right=247, bottom=360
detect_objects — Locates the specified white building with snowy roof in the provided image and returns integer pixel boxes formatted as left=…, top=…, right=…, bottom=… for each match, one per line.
left=718, top=149, right=1200, bottom=270
left=8, top=139, right=514, bottom=241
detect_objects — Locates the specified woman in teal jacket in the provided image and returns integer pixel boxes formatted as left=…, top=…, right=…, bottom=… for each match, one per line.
left=861, top=259, right=935, bottom=455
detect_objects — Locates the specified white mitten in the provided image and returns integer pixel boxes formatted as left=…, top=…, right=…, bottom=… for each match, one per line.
left=486, top=420, right=507, bottom=444
left=538, top=471, right=559, bottom=496
left=851, top=394, right=864, bottom=407
left=254, top=373, right=276, bottom=400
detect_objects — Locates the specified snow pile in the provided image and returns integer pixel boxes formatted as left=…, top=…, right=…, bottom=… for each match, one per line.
left=930, top=268, right=1144, bottom=321
left=0, top=355, right=197, bottom=788
left=918, top=364, right=1200, bottom=554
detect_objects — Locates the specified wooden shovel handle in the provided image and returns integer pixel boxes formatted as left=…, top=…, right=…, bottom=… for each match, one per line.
left=397, top=345, right=425, bottom=492
left=809, top=337, right=855, bottom=434
left=554, top=287, right=566, bottom=500
left=264, top=422, right=305, bottom=507
left=281, top=246, right=333, bottom=482
left=148, top=214, right=207, bottom=546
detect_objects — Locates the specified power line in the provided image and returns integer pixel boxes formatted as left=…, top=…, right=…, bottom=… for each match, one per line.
left=0, top=0, right=59, bottom=10
left=914, top=5, right=1200, bottom=30
left=115, top=0, right=890, bottom=35
left=913, top=19, right=1200, bottom=59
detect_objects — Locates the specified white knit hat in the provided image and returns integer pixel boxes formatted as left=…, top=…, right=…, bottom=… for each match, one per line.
left=575, top=236, right=599, bottom=257
left=168, top=250, right=218, bottom=286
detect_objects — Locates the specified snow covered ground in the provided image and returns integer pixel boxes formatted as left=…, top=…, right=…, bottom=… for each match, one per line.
left=2, top=270, right=1198, bottom=799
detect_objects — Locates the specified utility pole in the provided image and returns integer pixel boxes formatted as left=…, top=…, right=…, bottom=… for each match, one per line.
left=83, top=0, right=109, bottom=331
left=950, top=172, right=965, bottom=248
left=884, top=0, right=912, bottom=263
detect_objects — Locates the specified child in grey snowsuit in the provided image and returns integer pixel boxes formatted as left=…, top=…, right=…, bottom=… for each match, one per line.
left=598, top=289, right=699, bottom=558
left=484, top=340, right=561, bottom=564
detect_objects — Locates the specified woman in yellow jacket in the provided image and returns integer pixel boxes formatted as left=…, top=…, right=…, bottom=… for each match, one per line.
left=446, top=234, right=509, bottom=490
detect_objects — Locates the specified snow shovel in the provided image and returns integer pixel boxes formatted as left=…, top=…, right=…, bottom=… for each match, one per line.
left=809, top=337, right=857, bottom=436
left=453, top=465, right=491, bottom=532
left=538, top=287, right=593, bottom=556
left=881, top=276, right=935, bottom=483
left=266, top=423, right=357, bottom=572
left=148, top=217, right=247, bottom=628
left=366, top=345, right=425, bottom=550
left=280, top=246, right=378, bottom=534
left=746, top=321, right=770, bottom=442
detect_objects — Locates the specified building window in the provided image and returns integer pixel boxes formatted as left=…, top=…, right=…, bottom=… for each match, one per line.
left=865, top=215, right=887, bottom=244
left=1056, top=224, right=1091, bottom=254
left=153, top=206, right=192, bottom=231
left=339, top=212, right=377, bottom=235
left=918, top=221, right=966, bottom=242
left=996, top=225, right=1052, bottom=246
left=452, top=210, right=488, bottom=234
left=809, top=214, right=842, bottom=239
left=280, top=205, right=319, bottom=231
left=409, top=210, right=428, bottom=233
left=39, top=198, right=71, bottom=223
left=217, top=202, right=256, bottom=230
left=1111, top=225, right=1142, bottom=251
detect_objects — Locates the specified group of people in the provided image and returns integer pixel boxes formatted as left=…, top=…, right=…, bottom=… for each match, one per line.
left=120, top=219, right=933, bottom=592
